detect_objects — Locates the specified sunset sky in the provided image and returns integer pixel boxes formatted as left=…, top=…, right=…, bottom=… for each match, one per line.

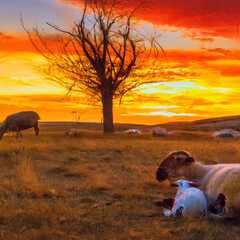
left=0, top=0, right=240, bottom=124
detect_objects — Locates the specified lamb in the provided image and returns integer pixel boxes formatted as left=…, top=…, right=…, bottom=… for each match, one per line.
left=162, top=180, right=207, bottom=218
left=156, top=150, right=239, bottom=217
left=0, top=111, right=40, bottom=140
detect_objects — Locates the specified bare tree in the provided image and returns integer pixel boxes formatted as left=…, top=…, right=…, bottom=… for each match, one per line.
left=21, top=0, right=163, bottom=133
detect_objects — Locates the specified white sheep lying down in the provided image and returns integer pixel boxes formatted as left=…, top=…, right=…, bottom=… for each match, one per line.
left=156, top=150, right=239, bottom=217
left=163, top=180, right=207, bottom=217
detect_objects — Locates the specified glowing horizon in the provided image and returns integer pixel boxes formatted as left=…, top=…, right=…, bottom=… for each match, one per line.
left=0, top=0, right=240, bottom=124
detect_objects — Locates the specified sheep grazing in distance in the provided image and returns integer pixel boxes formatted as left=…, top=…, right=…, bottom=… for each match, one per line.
left=212, top=129, right=240, bottom=137
left=152, top=127, right=171, bottom=137
left=66, top=129, right=82, bottom=136
left=0, top=111, right=40, bottom=140
left=124, top=129, right=141, bottom=134
left=156, top=150, right=240, bottom=218
left=161, top=180, right=207, bottom=218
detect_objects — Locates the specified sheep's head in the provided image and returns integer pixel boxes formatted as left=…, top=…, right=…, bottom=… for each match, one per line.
left=170, top=180, right=198, bottom=196
left=156, top=150, right=195, bottom=182
left=170, top=180, right=198, bottom=188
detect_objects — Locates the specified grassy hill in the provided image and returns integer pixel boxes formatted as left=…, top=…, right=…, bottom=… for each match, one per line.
left=39, top=115, right=240, bottom=132
left=156, top=115, right=240, bottom=131
left=39, top=121, right=148, bottom=132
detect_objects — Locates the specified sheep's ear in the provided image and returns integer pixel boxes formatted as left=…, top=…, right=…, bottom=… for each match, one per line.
left=170, top=182, right=178, bottom=187
left=185, top=157, right=195, bottom=163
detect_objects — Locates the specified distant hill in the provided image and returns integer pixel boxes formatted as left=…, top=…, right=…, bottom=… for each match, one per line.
left=154, top=115, right=240, bottom=131
left=39, top=115, right=240, bottom=132
left=39, top=121, right=147, bottom=131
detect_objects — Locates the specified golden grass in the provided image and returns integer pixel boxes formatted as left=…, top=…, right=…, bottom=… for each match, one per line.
left=0, top=128, right=239, bottom=239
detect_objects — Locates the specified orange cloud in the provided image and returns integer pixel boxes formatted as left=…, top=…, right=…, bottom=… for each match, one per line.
left=61, top=0, right=240, bottom=39
left=0, top=32, right=13, bottom=40
left=166, top=49, right=231, bottom=63
left=0, top=31, right=75, bottom=54
left=0, top=34, right=35, bottom=52
left=221, top=67, right=240, bottom=77
left=181, top=32, right=214, bottom=45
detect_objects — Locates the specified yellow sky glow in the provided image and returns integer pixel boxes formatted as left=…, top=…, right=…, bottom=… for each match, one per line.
left=0, top=0, right=240, bottom=124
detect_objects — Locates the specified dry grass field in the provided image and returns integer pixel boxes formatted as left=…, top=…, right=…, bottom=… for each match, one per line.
left=0, top=126, right=239, bottom=240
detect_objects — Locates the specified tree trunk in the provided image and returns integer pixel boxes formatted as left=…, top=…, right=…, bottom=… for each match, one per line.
left=102, top=88, right=114, bottom=133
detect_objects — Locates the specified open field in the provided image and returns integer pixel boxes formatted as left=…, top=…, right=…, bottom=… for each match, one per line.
left=0, top=127, right=240, bottom=239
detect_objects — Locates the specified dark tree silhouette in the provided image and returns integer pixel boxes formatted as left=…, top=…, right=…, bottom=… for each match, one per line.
left=21, top=0, right=163, bottom=133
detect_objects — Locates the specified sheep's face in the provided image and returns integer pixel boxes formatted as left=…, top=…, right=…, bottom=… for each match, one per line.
left=170, top=180, right=197, bottom=188
left=168, top=162, right=188, bottom=180
left=170, top=180, right=198, bottom=196
left=156, top=151, right=195, bottom=182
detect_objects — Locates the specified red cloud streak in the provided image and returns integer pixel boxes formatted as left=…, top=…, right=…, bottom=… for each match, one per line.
left=61, top=0, right=240, bottom=38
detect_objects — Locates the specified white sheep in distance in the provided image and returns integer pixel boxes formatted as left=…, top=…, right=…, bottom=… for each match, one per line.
left=162, top=180, right=207, bottom=218
left=152, top=127, right=169, bottom=137
left=156, top=150, right=239, bottom=218
left=212, top=129, right=240, bottom=137
left=124, top=129, right=141, bottom=134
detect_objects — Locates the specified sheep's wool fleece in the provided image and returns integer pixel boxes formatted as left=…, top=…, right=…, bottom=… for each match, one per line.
left=172, top=180, right=207, bottom=217
left=203, top=164, right=240, bottom=216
